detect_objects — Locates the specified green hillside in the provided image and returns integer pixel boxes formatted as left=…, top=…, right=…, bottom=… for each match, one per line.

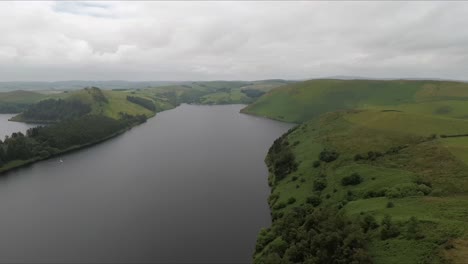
left=0, top=90, right=47, bottom=113
left=247, top=79, right=468, bottom=264
left=11, top=87, right=156, bottom=123
left=256, top=109, right=468, bottom=264
left=242, top=79, right=468, bottom=123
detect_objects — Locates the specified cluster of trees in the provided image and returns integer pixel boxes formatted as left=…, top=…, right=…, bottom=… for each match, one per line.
left=0, top=103, right=29, bottom=113
left=0, top=114, right=147, bottom=167
left=85, top=87, right=108, bottom=104
left=126, top=96, right=157, bottom=111
left=241, top=89, right=265, bottom=98
left=20, top=99, right=91, bottom=122
left=354, top=146, right=408, bottom=161
left=266, top=130, right=298, bottom=183
left=254, top=207, right=372, bottom=264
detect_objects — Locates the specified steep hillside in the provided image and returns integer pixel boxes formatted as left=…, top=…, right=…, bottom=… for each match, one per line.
left=256, top=109, right=468, bottom=264
left=242, top=79, right=468, bottom=123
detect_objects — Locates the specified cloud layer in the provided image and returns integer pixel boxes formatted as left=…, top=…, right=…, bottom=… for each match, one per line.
left=0, top=1, right=467, bottom=81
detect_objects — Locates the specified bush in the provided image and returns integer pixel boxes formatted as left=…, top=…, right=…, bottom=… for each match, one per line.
left=380, top=215, right=400, bottom=240
left=273, top=202, right=287, bottom=210
left=313, top=160, right=321, bottom=168
left=319, top=149, right=339, bottom=163
left=387, top=201, right=395, bottom=208
left=354, top=154, right=364, bottom=161
left=291, top=176, right=298, bottom=181
left=341, top=173, right=363, bottom=186
left=306, top=195, right=322, bottom=207
left=287, top=197, right=296, bottom=204
left=406, top=217, right=423, bottom=240
left=385, top=183, right=432, bottom=198
left=361, top=214, right=379, bottom=233
left=313, top=179, right=327, bottom=191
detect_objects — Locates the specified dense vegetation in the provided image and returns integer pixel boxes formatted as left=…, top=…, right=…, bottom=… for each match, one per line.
left=18, top=99, right=91, bottom=122
left=0, top=114, right=146, bottom=169
left=126, top=96, right=157, bottom=111
left=247, top=79, right=468, bottom=264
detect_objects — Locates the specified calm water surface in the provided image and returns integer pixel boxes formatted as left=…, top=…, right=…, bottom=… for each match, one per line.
left=0, top=104, right=293, bottom=263
left=0, top=114, right=38, bottom=139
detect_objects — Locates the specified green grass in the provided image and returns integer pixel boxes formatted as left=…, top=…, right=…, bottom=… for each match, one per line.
left=345, top=110, right=468, bottom=136
left=441, top=137, right=468, bottom=164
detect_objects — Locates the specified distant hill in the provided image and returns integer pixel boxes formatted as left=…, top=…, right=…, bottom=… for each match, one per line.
left=0, top=79, right=294, bottom=92
left=242, top=79, right=468, bottom=123
left=0, top=81, right=191, bottom=92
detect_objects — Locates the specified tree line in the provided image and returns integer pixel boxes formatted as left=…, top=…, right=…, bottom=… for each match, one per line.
left=0, top=114, right=147, bottom=168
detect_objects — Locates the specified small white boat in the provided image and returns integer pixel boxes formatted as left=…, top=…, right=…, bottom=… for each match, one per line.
left=59, top=159, right=63, bottom=163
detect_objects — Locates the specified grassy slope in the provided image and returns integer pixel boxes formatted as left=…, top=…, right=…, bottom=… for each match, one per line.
left=0, top=90, right=46, bottom=104
left=242, top=79, right=468, bottom=123
left=265, top=110, right=468, bottom=263
left=246, top=79, right=468, bottom=263
left=58, top=89, right=155, bottom=119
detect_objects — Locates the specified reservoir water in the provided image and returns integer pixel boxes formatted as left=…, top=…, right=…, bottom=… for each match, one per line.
left=0, top=114, right=38, bottom=139
left=0, top=104, right=293, bottom=263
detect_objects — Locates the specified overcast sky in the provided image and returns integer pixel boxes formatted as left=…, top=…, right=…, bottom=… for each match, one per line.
left=0, top=1, right=467, bottom=81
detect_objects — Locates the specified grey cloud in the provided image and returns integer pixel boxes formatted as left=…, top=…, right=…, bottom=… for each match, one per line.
left=0, top=1, right=467, bottom=81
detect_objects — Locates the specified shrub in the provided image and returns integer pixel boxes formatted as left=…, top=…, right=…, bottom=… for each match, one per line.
left=313, top=179, right=327, bottom=191
left=380, top=215, right=400, bottom=240
left=273, top=202, right=287, bottom=210
left=406, top=217, right=423, bottom=240
left=319, top=149, right=339, bottom=163
left=292, top=176, right=298, bottom=181
left=341, top=173, right=363, bottom=186
left=386, top=201, right=395, bottom=208
left=287, top=197, right=296, bottom=204
left=313, top=160, right=321, bottom=168
left=354, top=154, right=364, bottom=161
left=361, top=214, right=379, bottom=233
left=306, top=195, right=322, bottom=207
left=385, top=183, right=432, bottom=198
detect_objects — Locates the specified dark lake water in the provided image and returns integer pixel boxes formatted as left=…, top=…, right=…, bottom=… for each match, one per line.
left=0, top=114, right=38, bottom=140
left=0, top=104, right=293, bottom=263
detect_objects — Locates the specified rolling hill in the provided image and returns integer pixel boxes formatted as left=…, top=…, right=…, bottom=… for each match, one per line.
left=242, top=79, right=468, bottom=123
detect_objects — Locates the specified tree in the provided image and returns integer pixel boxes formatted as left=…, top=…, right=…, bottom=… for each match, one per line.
left=341, top=173, right=363, bottom=186
left=380, top=215, right=400, bottom=240
left=306, top=195, right=322, bottom=207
